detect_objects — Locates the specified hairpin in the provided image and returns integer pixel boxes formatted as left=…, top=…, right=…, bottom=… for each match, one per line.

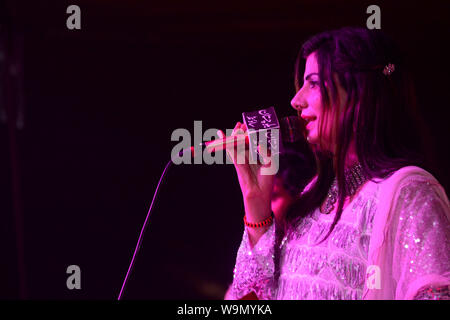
left=383, top=63, right=395, bottom=76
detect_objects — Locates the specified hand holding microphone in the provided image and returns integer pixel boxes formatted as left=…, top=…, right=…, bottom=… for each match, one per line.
left=215, top=108, right=303, bottom=247
left=218, top=122, right=274, bottom=243
left=119, top=107, right=304, bottom=298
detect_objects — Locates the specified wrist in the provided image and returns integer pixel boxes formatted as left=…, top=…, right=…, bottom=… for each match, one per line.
left=243, top=199, right=271, bottom=221
left=244, top=212, right=274, bottom=228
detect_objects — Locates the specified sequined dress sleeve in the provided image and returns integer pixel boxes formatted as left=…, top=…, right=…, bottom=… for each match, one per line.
left=390, top=179, right=450, bottom=299
left=228, top=224, right=277, bottom=300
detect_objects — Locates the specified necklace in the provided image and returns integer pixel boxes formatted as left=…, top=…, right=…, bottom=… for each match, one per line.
left=322, top=162, right=368, bottom=214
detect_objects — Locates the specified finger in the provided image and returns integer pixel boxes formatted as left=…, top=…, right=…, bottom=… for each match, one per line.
left=257, top=143, right=272, bottom=167
left=232, top=122, right=242, bottom=135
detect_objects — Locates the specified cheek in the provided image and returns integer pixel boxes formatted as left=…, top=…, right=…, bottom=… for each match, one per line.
left=310, top=91, right=323, bottom=114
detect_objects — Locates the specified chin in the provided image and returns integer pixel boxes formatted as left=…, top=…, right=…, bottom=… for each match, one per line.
left=306, top=133, right=319, bottom=144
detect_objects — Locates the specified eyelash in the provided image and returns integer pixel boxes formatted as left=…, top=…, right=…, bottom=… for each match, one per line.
left=309, top=81, right=319, bottom=89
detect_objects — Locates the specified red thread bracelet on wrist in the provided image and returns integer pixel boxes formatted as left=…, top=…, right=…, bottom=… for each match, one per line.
left=243, top=212, right=274, bottom=228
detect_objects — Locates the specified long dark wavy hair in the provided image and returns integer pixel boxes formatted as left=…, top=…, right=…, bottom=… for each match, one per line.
left=280, top=26, right=435, bottom=245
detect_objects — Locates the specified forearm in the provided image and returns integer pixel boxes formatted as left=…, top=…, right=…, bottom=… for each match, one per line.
left=246, top=226, right=271, bottom=249
left=243, top=195, right=272, bottom=248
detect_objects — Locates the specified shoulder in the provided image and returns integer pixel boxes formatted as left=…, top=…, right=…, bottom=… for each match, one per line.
left=376, top=166, right=446, bottom=199
left=378, top=166, right=449, bottom=221
left=377, top=166, right=436, bottom=185
left=370, top=166, right=449, bottom=234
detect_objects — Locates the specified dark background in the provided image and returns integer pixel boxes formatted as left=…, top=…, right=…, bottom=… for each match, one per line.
left=1, top=0, right=449, bottom=299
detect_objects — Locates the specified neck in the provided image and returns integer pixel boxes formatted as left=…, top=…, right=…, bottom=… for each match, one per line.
left=332, top=139, right=359, bottom=174
left=345, top=140, right=359, bottom=168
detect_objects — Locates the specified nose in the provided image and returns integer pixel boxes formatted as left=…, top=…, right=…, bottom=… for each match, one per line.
left=290, top=89, right=306, bottom=111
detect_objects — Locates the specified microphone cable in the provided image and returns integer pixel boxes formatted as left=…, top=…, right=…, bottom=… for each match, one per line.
left=117, top=159, right=173, bottom=300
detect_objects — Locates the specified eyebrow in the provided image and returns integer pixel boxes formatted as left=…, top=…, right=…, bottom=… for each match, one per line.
left=304, top=72, right=319, bottom=82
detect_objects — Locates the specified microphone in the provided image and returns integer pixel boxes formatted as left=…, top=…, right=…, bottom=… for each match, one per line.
left=181, top=115, right=303, bottom=157
left=119, top=110, right=303, bottom=299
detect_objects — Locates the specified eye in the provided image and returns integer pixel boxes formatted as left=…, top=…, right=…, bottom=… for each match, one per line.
left=309, top=81, right=319, bottom=89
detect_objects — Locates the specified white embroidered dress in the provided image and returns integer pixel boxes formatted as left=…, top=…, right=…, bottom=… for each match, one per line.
left=229, top=166, right=450, bottom=300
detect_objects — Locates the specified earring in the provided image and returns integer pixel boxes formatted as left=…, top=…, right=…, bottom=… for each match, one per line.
left=383, top=63, right=395, bottom=76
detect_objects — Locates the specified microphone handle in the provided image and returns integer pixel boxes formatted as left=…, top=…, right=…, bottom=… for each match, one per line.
left=183, top=134, right=248, bottom=157
left=204, top=134, right=248, bottom=153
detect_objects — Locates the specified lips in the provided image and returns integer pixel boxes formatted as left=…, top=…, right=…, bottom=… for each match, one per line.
left=301, top=115, right=317, bottom=129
